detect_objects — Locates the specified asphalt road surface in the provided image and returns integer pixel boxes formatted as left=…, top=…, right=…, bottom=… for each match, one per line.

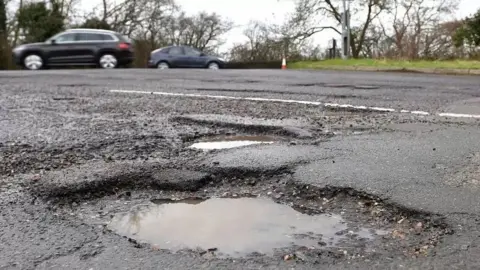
left=1, top=69, right=480, bottom=270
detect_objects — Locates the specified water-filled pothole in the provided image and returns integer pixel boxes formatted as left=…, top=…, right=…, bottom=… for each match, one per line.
left=107, top=197, right=387, bottom=257
left=189, top=135, right=275, bottom=150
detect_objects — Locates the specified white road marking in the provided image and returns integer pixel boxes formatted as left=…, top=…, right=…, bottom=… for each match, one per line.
left=438, top=113, right=480, bottom=118
left=109, top=89, right=480, bottom=119
left=411, top=111, right=430, bottom=115
left=190, top=140, right=274, bottom=150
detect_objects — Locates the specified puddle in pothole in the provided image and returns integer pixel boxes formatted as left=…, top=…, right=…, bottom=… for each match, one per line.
left=189, top=135, right=275, bottom=150
left=108, top=197, right=386, bottom=257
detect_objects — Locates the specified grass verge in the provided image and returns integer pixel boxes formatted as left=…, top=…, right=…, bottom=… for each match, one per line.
left=289, top=59, right=480, bottom=70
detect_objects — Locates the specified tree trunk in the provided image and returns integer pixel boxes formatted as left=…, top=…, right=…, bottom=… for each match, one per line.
left=12, top=0, right=23, bottom=48
left=0, top=0, right=8, bottom=69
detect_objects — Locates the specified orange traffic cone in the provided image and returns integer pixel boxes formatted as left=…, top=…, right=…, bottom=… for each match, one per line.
left=281, top=57, right=287, bottom=70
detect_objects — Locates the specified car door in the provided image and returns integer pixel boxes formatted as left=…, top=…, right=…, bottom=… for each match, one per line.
left=44, top=33, right=79, bottom=64
left=166, top=46, right=189, bottom=68
left=183, top=46, right=207, bottom=68
left=74, top=33, right=108, bottom=64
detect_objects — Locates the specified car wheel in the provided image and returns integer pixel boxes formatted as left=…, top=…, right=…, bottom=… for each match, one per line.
left=157, top=62, right=169, bottom=69
left=23, top=54, right=43, bottom=70
left=99, top=54, right=118, bottom=69
left=207, top=62, right=219, bottom=70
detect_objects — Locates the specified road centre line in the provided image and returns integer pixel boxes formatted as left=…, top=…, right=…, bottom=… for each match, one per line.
left=109, top=89, right=480, bottom=119
left=438, top=113, right=480, bottom=118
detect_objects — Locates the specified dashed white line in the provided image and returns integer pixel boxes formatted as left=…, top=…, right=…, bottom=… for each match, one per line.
left=110, top=89, right=324, bottom=105
left=438, top=113, right=480, bottom=118
left=324, top=103, right=395, bottom=112
left=411, top=111, right=431, bottom=115
left=109, top=89, right=480, bottom=119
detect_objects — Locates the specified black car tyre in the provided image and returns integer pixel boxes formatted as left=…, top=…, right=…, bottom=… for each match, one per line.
left=207, top=62, right=219, bottom=70
left=156, top=61, right=170, bottom=69
left=23, top=54, right=44, bottom=70
left=98, top=54, right=118, bottom=69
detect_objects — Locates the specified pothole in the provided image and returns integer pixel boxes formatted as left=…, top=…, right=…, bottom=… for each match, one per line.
left=189, top=135, right=276, bottom=150
left=46, top=172, right=452, bottom=263
left=107, top=197, right=387, bottom=258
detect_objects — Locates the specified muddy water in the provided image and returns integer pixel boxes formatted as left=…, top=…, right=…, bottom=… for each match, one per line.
left=108, top=197, right=383, bottom=257
left=189, top=135, right=275, bottom=150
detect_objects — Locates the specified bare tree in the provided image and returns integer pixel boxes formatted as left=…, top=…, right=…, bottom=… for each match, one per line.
left=376, top=0, right=459, bottom=59
left=281, top=0, right=342, bottom=39
left=229, top=21, right=305, bottom=62
left=55, top=0, right=80, bottom=21
left=158, top=11, right=232, bottom=52
left=133, top=0, right=177, bottom=44
left=11, top=0, right=22, bottom=47
left=0, top=0, right=7, bottom=69
left=288, top=0, right=391, bottom=58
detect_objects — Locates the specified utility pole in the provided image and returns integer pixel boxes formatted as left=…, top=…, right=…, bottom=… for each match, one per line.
left=347, top=0, right=351, bottom=58
left=341, top=0, right=351, bottom=59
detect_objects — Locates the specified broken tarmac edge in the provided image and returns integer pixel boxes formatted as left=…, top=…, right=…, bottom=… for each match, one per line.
left=22, top=156, right=444, bottom=220
left=24, top=159, right=294, bottom=202
left=294, top=65, right=480, bottom=76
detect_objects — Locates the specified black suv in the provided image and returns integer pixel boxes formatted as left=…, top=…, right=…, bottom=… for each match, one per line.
left=12, top=28, right=134, bottom=70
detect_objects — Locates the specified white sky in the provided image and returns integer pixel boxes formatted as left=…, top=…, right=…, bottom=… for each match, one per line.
left=80, top=0, right=480, bottom=52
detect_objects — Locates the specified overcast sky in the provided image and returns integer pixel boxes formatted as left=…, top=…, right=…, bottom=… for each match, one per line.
left=83, top=0, right=480, bottom=51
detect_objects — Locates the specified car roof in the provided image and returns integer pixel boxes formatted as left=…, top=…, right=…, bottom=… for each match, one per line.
left=154, top=45, right=197, bottom=52
left=66, top=28, right=117, bottom=34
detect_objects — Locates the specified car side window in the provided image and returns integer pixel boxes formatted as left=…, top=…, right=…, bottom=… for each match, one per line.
left=168, top=47, right=183, bottom=55
left=76, top=33, right=114, bottom=41
left=76, top=33, right=95, bottom=41
left=102, top=34, right=115, bottom=41
left=55, top=33, right=76, bottom=43
left=184, top=47, right=201, bottom=56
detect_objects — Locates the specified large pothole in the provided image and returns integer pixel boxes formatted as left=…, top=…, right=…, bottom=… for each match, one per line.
left=45, top=173, right=451, bottom=263
left=107, top=197, right=387, bottom=258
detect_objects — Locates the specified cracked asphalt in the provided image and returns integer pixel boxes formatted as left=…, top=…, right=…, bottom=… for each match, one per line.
left=1, top=69, right=480, bottom=269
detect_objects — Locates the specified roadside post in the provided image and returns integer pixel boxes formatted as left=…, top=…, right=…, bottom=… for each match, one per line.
left=328, top=39, right=337, bottom=59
